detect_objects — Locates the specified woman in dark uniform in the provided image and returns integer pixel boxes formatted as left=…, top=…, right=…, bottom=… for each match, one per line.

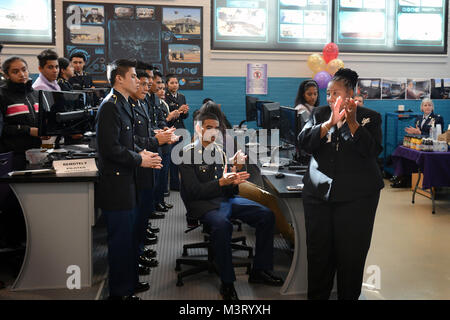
left=404, top=98, right=444, bottom=136
left=298, top=68, right=384, bottom=300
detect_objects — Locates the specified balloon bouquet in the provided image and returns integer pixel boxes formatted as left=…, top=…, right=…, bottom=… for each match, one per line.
left=307, top=43, right=344, bottom=89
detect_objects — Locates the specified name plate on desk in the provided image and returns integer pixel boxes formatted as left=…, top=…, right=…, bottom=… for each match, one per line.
left=53, top=158, right=98, bottom=175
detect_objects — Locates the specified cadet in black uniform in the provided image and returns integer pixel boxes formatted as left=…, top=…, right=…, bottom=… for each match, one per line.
left=69, top=52, right=94, bottom=90
left=179, top=112, right=283, bottom=301
left=298, top=68, right=384, bottom=300
left=165, top=74, right=189, bottom=191
left=96, top=59, right=162, bottom=300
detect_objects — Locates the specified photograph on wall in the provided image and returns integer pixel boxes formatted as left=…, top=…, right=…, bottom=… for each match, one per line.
left=431, top=79, right=450, bottom=99
left=76, top=4, right=105, bottom=24
left=63, top=2, right=203, bottom=89
left=162, top=7, right=201, bottom=38
left=216, top=7, right=267, bottom=38
left=406, top=78, right=431, bottom=100
left=356, top=78, right=381, bottom=100
left=381, top=78, right=406, bottom=100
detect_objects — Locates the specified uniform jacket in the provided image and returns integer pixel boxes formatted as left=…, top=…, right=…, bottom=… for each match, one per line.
left=179, top=140, right=239, bottom=219
left=129, top=97, right=159, bottom=191
left=69, top=71, right=93, bottom=90
left=298, top=105, right=384, bottom=202
left=414, top=112, right=444, bottom=136
left=165, top=91, right=188, bottom=129
left=146, top=93, right=170, bottom=154
left=0, top=79, right=42, bottom=154
left=57, top=77, right=74, bottom=91
left=95, top=89, right=142, bottom=211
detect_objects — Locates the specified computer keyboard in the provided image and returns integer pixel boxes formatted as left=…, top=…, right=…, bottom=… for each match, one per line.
left=288, top=165, right=308, bottom=171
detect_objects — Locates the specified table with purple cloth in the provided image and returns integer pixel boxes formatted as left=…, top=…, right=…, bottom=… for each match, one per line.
left=392, top=146, right=450, bottom=213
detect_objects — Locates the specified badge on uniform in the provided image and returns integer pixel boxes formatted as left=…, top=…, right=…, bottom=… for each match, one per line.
left=199, top=165, right=208, bottom=172
left=361, top=118, right=371, bottom=127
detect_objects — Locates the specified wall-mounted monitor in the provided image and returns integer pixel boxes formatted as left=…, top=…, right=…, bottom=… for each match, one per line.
left=0, top=0, right=55, bottom=45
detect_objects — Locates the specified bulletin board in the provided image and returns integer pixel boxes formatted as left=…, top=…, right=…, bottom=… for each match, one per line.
left=63, top=2, right=203, bottom=89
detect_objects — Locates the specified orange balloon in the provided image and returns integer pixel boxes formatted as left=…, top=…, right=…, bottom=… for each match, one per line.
left=307, top=54, right=326, bottom=73
left=326, top=58, right=345, bottom=76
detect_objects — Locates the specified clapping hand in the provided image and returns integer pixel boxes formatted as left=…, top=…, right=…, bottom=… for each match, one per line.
left=343, top=98, right=358, bottom=125
left=139, top=149, right=163, bottom=169
left=229, top=149, right=247, bottom=171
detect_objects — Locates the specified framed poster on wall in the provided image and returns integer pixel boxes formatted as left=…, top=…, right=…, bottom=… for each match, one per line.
left=63, top=2, right=203, bottom=89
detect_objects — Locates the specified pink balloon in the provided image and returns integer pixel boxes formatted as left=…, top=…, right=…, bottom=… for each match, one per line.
left=314, top=71, right=332, bottom=89
left=323, top=42, right=339, bottom=64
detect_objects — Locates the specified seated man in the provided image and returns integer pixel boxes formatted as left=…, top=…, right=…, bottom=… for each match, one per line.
left=179, top=112, right=283, bottom=300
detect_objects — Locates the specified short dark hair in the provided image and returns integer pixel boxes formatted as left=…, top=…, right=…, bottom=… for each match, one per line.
left=70, top=52, right=86, bottom=62
left=202, top=98, right=214, bottom=104
left=57, top=57, right=71, bottom=78
left=37, top=49, right=59, bottom=68
left=136, top=69, right=149, bottom=79
left=332, top=68, right=359, bottom=92
left=294, top=80, right=320, bottom=107
left=165, top=73, right=177, bottom=83
left=2, top=56, right=28, bottom=76
left=197, top=112, right=219, bottom=124
left=153, top=70, right=163, bottom=79
left=107, top=59, right=137, bottom=86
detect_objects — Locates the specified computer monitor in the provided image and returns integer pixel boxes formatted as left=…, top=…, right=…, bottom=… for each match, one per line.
left=256, top=100, right=272, bottom=127
left=245, top=96, right=258, bottom=122
left=78, top=88, right=110, bottom=108
left=279, top=106, right=297, bottom=146
left=38, top=90, right=93, bottom=137
left=261, top=102, right=280, bottom=130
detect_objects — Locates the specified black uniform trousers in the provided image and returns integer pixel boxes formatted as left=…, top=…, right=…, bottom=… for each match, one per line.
left=303, top=191, right=380, bottom=300
left=103, top=207, right=139, bottom=296
left=200, top=196, right=275, bottom=283
left=137, top=188, right=154, bottom=256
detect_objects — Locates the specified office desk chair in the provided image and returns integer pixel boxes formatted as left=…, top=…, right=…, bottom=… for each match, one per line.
left=175, top=175, right=253, bottom=287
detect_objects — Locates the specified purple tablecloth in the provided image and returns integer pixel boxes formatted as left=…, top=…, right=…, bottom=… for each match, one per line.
left=392, top=146, right=450, bottom=189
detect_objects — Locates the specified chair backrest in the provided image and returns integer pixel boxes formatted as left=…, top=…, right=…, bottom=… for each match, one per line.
left=0, top=152, right=14, bottom=207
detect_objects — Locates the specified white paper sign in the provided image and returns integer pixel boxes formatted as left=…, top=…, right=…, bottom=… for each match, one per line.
left=53, top=158, right=98, bottom=174
left=246, top=63, right=268, bottom=95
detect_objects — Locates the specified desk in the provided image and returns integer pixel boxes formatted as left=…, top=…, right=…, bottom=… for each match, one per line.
left=261, top=170, right=307, bottom=296
left=0, top=172, right=98, bottom=290
left=392, top=146, right=450, bottom=213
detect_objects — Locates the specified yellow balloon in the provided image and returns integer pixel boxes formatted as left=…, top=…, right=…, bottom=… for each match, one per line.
left=326, top=58, right=345, bottom=76
left=307, top=54, right=326, bottom=73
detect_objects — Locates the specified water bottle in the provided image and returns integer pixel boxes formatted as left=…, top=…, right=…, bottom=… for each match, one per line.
left=430, top=125, right=436, bottom=141
left=436, top=124, right=442, bottom=138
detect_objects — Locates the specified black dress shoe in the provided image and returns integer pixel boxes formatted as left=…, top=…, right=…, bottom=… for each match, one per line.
left=138, top=264, right=151, bottom=275
left=248, top=270, right=284, bottom=286
left=163, top=202, right=173, bottom=209
left=148, top=211, right=165, bottom=219
left=138, top=255, right=159, bottom=268
left=107, top=295, right=141, bottom=300
left=164, top=191, right=170, bottom=197
left=144, top=234, right=158, bottom=246
left=220, top=283, right=239, bottom=300
left=143, top=247, right=157, bottom=259
left=147, top=224, right=160, bottom=233
left=145, top=230, right=158, bottom=239
left=155, top=203, right=168, bottom=212
left=134, top=281, right=150, bottom=294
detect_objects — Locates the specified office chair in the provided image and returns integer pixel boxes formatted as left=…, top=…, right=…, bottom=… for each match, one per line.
left=175, top=174, right=253, bottom=287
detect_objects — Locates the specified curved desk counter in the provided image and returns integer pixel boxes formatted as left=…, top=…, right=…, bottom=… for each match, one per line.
left=0, top=172, right=98, bottom=290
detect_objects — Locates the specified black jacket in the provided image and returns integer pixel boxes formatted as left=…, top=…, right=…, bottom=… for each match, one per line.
left=165, top=91, right=188, bottom=129
left=57, top=77, right=73, bottom=91
left=69, top=71, right=93, bottom=90
left=414, top=112, right=444, bottom=136
left=95, top=89, right=142, bottom=211
left=179, top=141, right=239, bottom=219
left=0, top=79, right=42, bottom=154
left=129, top=97, right=159, bottom=191
left=298, top=106, right=384, bottom=202
left=147, top=93, right=170, bottom=154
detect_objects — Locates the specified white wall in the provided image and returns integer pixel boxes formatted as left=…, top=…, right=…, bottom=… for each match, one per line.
left=2, top=0, right=449, bottom=78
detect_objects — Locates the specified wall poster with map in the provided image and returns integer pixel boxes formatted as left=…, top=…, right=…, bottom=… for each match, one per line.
left=63, top=2, right=203, bottom=89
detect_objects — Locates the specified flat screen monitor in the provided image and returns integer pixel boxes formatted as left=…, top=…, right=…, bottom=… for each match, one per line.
left=261, top=102, right=280, bottom=130
left=38, top=90, right=92, bottom=136
left=245, top=95, right=258, bottom=122
left=256, top=100, right=272, bottom=127
left=279, top=106, right=297, bottom=146
left=75, top=88, right=111, bottom=108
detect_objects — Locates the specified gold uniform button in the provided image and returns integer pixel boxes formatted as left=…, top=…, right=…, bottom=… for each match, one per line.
left=116, top=172, right=120, bottom=176
left=138, top=121, right=142, bottom=124
left=126, top=126, right=130, bottom=130
left=215, top=176, right=218, bottom=179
